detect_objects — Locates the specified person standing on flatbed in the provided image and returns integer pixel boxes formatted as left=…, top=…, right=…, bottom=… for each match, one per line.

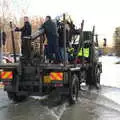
left=40, top=16, right=61, bottom=63
left=15, top=16, right=32, bottom=58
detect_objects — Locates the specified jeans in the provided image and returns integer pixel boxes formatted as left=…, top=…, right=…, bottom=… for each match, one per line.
left=60, top=47, right=68, bottom=62
left=47, top=43, right=61, bottom=62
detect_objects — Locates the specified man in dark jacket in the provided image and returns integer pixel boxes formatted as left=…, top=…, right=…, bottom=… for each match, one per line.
left=15, top=16, right=32, bottom=58
left=58, top=21, right=71, bottom=63
left=41, top=16, right=61, bottom=63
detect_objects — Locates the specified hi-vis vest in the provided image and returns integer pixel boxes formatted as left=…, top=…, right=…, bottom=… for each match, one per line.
left=77, top=48, right=89, bottom=58
left=68, top=48, right=74, bottom=56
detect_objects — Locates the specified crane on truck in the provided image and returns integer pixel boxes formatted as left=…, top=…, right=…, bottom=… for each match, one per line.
left=0, top=14, right=102, bottom=104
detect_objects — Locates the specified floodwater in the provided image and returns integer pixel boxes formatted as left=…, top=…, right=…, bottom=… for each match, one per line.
left=0, top=90, right=67, bottom=120
left=61, top=86, right=120, bottom=120
left=100, top=56, right=120, bottom=88
left=0, top=56, right=120, bottom=120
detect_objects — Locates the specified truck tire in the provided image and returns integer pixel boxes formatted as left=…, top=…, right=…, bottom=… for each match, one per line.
left=86, top=67, right=93, bottom=86
left=7, top=92, right=27, bottom=102
left=86, top=66, right=101, bottom=89
left=69, top=74, right=79, bottom=104
left=94, top=66, right=101, bottom=89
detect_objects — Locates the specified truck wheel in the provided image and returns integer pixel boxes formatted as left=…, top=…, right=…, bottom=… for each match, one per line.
left=7, top=92, right=27, bottom=102
left=86, top=66, right=101, bottom=89
left=69, top=74, right=79, bottom=104
left=86, top=67, right=93, bottom=86
left=94, top=67, right=101, bottom=89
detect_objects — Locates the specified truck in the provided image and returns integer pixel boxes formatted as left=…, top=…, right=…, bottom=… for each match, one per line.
left=0, top=14, right=102, bottom=104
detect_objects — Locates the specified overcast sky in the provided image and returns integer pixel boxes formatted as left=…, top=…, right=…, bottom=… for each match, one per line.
left=27, top=0, right=120, bottom=46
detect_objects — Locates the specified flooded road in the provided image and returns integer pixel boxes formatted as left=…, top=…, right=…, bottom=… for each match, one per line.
left=0, top=56, right=120, bottom=120
left=0, top=90, right=67, bottom=120
left=100, top=56, right=120, bottom=88
left=61, top=86, right=120, bottom=120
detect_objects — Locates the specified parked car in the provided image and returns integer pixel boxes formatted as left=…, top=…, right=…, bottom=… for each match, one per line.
left=9, top=53, right=21, bottom=62
left=2, top=56, right=14, bottom=63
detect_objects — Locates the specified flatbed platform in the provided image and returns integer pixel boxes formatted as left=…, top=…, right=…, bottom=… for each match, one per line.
left=0, top=63, right=91, bottom=70
left=0, top=63, right=19, bottom=69
left=38, top=63, right=90, bottom=71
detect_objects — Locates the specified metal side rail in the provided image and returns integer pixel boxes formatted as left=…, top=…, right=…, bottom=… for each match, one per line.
left=0, top=63, right=19, bottom=69
left=38, top=63, right=82, bottom=70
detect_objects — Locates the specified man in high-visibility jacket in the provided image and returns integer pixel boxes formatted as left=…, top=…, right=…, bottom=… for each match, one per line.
left=77, top=48, right=90, bottom=58
left=68, top=47, right=74, bottom=61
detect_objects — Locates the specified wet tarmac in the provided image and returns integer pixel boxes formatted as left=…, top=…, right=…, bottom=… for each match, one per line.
left=0, top=89, right=68, bottom=120
left=0, top=86, right=120, bottom=120
left=61, top=86, right=120, bottom=120
left=0, top=56, right=120, bottom=120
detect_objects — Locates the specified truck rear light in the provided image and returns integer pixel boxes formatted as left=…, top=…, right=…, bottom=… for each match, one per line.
left=50, top=72, right=63, bottom=81
left=43, top=72, right=64, bottom=84
left=1, top=71, right=13, bottom=79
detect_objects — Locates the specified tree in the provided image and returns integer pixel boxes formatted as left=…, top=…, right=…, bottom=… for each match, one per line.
left=0, top=0, right=31, bottom=54
left=0, top=0, right=44, bottom=54
left=12, top=0, right=30, bottom=18
left=113, top=27, right=120, bottom=56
